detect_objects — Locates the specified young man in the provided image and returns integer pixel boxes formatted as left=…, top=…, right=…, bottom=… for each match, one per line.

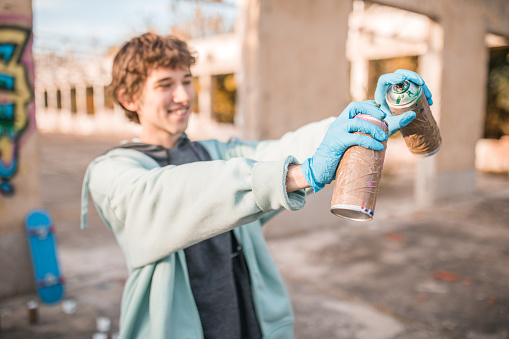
left=81, top=33, right=430, bottom=338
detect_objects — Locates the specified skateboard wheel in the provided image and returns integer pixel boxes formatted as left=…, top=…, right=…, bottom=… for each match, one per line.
left=44, top=273, right=58, bottom=286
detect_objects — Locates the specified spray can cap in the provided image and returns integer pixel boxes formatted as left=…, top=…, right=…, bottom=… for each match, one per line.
left=386, top=80, right=422, bottom=106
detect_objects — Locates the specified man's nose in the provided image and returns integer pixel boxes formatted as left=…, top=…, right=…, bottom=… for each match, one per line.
left=173, top=83, right=190, bottom=103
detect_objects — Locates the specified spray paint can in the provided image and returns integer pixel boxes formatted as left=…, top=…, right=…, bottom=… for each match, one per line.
left=330, top=114, right=388, bottom=221
left=386, top=81, right=442, bottom=157
left=27, top=300, right=39, bottom=325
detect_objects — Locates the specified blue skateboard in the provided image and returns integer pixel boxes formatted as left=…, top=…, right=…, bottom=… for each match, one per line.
left=25, top=209, right=65, bottom=304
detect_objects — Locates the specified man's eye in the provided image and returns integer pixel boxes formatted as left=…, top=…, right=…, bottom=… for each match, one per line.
left=183, top=81, right=192, bottom=86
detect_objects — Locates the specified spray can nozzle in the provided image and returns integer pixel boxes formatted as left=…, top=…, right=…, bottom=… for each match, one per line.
left=393, top=81, right=410, bottom=94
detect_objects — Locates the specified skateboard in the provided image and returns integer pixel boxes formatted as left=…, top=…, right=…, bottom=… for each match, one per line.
left=25, top=209, right=65, bottom=304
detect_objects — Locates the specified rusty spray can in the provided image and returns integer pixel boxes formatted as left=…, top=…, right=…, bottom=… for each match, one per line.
left=330, top=114, right=388, bottom=221
left=386, top=81, right=442, bottom=157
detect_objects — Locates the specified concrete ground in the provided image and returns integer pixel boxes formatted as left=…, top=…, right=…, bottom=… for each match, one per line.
left=1, top=132, right=509, bottom=339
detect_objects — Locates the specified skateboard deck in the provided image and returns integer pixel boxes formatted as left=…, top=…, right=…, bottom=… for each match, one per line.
left=25, top=209, right=65, bottom=304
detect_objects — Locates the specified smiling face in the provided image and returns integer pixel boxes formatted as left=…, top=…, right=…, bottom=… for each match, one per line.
left=121, top=66, right=195, bottom=148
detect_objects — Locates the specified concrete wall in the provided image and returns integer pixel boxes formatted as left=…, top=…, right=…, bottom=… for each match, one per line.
left=238, top=0, right=353, bottom=140
left=416, top=5, right=488, bottom=205
left=0, top=0, right=39, bottom=299
left=476, top=137, right=509, bottom=174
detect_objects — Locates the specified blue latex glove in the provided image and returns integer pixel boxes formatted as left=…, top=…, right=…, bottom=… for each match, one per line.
left=374, top=69, right=433, bottom=136
left=301, top=101, right=388, bottom=193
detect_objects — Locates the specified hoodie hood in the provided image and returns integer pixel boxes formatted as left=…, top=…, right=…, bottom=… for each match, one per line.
left=80, top=148, right=160, bottom=230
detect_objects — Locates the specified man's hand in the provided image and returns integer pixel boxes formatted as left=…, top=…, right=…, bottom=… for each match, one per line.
left=374, top=69, right=433, bottom=136
left=300, top=101, right=388, bottom=193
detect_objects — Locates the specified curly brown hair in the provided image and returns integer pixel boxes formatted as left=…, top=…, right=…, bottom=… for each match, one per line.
left=110, top=32, right=197, bottom=124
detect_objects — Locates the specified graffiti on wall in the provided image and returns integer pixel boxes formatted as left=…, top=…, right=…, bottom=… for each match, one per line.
left=0, top=26, right=33, bottom=196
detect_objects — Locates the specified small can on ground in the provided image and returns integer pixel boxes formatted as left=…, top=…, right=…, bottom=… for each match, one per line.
left=96, top=316, right=111, bottom=332
left=386, top=80, right=442, bottom=157
left=62, top=299, right=77, bottom=314
left=330, top=114, right=388, bottom=221
left=27, top=300, right=39, bottom=325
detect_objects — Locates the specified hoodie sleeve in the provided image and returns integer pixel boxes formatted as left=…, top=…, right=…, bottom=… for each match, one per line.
left=199, top=117, right=334, bottom=163
left=86, top=150, right=305, bottom=268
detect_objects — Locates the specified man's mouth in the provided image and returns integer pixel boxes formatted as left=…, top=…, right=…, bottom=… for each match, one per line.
left=169, top=107, right=189, bottom=116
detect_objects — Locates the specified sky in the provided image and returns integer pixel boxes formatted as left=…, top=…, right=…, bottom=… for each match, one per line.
left=32, top=0, right=236, bottom=56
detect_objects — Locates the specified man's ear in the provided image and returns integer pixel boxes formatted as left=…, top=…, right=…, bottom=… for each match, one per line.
left=118, top=89, right=138, bottom=111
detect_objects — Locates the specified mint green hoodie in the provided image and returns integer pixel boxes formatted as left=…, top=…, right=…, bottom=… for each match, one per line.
left=81, top=117, right=333, bottom=338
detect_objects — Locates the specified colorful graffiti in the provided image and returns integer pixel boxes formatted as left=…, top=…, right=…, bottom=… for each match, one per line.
left=0, top=26, right=32, bottom=196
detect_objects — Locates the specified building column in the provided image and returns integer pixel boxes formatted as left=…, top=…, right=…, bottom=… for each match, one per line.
left=35, top=86, right=46, bottom=112
left=46, top=86, right=56, bottom=111
left=94, top=84, right=105, bottom=114
left=348, top=0, right=368, bottom=102
left=61, top=84, right=72, bottom=113
left=75, top=84, right=88, bottom=115
left=415, top=8, right=488, bottom=206
left=0, top=0, right=40, bottom=299
left=240, top=0, right=353, bottom=140
left=198, top=75, right=212, bottom=120
left=350, top=58, right=369, bottom=102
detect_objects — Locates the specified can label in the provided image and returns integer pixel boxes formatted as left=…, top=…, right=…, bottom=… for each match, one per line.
left=330, top=114, right=388, bottom=221
left=386, top=81, right=442, bottom=157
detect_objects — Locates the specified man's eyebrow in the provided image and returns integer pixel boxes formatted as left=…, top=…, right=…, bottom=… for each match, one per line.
left=155, top=73, right=192, bottom=83
left=156, top=77, right=173, bottom=83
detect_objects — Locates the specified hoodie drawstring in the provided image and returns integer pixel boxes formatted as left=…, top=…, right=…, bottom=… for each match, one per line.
left=80, top=161, right=95, bottom=230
